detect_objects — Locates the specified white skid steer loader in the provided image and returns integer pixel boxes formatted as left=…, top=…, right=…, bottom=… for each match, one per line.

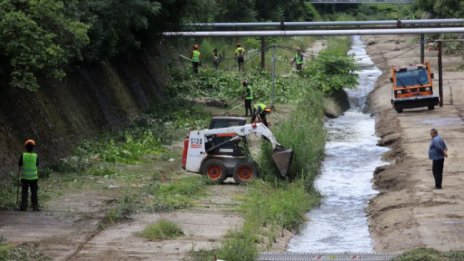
left=181, top=121, right=293, bottom=184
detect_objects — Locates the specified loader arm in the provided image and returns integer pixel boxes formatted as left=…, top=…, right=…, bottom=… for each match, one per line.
left=201, top=123, right=282, bottom=150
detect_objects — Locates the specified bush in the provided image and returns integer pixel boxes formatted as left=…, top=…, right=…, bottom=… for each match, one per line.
left=139, top=219, right=184, bottom=241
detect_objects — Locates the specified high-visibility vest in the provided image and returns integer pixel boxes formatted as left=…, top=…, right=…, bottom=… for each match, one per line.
left=295, top=53, right=303, bottom=65
left=245, top=86, right=253, bottom=100
left=235, top=47, right=245, bottom=57
left=254, top=103, right=266, bottom=112
left=192, top=50, right=201, bottom=62
left=22, top=152, right=38, bottom=180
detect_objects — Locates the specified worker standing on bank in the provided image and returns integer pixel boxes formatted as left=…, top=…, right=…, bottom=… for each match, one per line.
left=191, top=44, right=201, bottom=74
left=251, top=103, right=270, bottom=127
left=241, top=80, right=253, bottom=117
left=235, top=43, right=246, bottom=72
left=19, top=139, right=40, bottom=211
left=291, top=47, right=304, bottom=71
left=428, top=128, right=448, bottom=189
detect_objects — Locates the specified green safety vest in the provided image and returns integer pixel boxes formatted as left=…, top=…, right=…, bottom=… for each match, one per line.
left=235, top=47, right=245, bottom=56
left=254, top=103, right=266, bottom=112
left=22, top=152, right=38, bottom=180
left=192, top=50, right=200, bottom=62
left=245, top=86, right=253, bottom=100
left=295, top=53, right=303, bottom=65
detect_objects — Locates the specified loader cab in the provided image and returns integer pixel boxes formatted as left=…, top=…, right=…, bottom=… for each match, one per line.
left=390, top=62, right=439, bottom=113
left=207, top=116, right=247, bottom=156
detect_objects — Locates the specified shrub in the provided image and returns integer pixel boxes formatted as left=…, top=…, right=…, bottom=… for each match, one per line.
left=139, top=219, right=184, bottom=241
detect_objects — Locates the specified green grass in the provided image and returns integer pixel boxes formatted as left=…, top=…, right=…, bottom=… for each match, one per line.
left=99, top=193, right=140, bottom=229
left=138, top=219, right=184, bottom=241
left=147, top=176, right=208, bottom=212
left=393, top=248, right=464, bottom=261
left=0, top=239, right=49, bottom=261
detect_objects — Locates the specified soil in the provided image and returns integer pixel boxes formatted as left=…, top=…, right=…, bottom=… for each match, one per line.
left=366, top=35, right=464, bottom=252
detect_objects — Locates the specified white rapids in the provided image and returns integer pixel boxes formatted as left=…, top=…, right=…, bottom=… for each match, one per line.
left=287, top=36, right=389, bottom=252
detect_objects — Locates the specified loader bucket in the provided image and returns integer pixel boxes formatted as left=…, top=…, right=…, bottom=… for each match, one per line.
left=272, top=148, right=293, bottom=177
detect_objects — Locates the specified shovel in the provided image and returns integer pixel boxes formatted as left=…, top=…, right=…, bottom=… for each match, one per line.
left=272, top=146, right=293, bottom=177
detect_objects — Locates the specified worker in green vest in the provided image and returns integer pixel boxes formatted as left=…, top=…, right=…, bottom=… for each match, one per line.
left=18, top=139, right=40, bottom=211
left=191, top=44, right=201, bottom=74
left=235, top=43, right=246, bottom=72
left=241, top=80, right=253, bottom=117
left=291, top=47, right=304, bottom=71
left=252, top=103, right=270, bottom=127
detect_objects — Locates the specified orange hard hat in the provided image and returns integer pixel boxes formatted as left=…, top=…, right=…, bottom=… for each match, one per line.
left=264, top=108, right=272, bottom=113
left=24, top=139, right=36, bottom=146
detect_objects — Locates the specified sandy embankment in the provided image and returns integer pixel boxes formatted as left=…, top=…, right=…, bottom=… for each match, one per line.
left=366, top=35, right=464, bottom=252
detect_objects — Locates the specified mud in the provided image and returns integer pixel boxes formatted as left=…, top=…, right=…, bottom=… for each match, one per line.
left=366, top=35, right=464, bottom=252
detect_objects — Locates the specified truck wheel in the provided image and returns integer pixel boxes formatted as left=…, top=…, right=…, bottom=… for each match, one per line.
left=233, top=161, right=257, bottom=184
left=202, top=159, right=227, bottom=184
left=428, top=105, right=435, bottom=110
left=395, top=108, right=403, bottom=113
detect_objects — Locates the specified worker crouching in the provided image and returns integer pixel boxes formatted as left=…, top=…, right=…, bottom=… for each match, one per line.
left=252, top=103, right=270, bottom=127
left=19, top=139, right=40, bottom=211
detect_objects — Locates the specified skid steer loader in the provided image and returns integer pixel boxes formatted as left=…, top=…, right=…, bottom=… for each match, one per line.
left=181, top=118, right=293, bottom=184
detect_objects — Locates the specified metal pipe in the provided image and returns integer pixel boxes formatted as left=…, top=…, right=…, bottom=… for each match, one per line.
left=271, top=45, right=276, bottom=108
left=438, top=41, right=444, bottom=107
left=164, top=27, right=464, bottom=37
left=420, top=34, right=425, bottom=64
left=190, top=19, right=464, bottom=28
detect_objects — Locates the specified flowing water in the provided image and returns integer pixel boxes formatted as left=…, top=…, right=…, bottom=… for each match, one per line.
left=287, top=36, right=389, bottom=252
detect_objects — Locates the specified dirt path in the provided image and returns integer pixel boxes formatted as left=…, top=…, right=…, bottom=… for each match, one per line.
left=366, top=35, right=464, bottom=252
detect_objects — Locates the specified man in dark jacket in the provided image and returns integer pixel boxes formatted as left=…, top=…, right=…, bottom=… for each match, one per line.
left=428, top=128, right=448, bottom=189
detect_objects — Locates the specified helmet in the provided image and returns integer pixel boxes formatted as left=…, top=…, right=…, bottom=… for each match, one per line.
left=296, top=47, right=302, bottom=51
left=24, top=139, right=36, bottom=146
left=194, top=44, right=199, bottom=50
left=242, top=80, right=248, bottom=86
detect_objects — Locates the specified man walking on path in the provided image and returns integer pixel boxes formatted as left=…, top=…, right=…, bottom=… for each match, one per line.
left=241, top=80, right=253, bottom=117
left=428, top=128, right=448, bottom=189
left=191, top=44, right=201, bottom=74
left=19, top=139, right=40, bottom=211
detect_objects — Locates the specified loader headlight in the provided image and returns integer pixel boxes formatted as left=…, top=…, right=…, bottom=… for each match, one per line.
left=396, top=90, right=402, bottom=94
left=425, top=87, right=431, bottom=91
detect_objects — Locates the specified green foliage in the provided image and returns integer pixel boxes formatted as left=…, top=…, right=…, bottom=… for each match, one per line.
left=147, top=176, right=208, bottom=212
left=139, top=219, right=184, bottom=241
left=393, top=248, right=464, bottom=261
left=301, top=37, right=358, bottom=95
left=0, top=238, right=49, bottom=261
left=100, top=193, right=140, bottom=228
left=413, top=0, right=464, bottom=18
left=218, top=228, right=258, bottom=261
left=0, top=0, right=89, bottom=90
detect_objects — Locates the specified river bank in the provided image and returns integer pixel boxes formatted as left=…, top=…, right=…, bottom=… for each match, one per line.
left=366, top=35, right=464, bottom=252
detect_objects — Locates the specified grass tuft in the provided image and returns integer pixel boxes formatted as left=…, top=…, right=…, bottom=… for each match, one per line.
left=393, top=248, right=464, bottom=261
left=138, top=219, right=184, bottom=241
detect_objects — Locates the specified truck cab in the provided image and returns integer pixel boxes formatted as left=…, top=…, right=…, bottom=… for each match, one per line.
left=390, top=62, right=439, bottom=113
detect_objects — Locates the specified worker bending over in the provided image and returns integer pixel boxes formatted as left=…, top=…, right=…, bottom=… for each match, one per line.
left=252, top=103, right=270, bottom=127
left=191, top=44, right=201, bottom=74
left=19, top=139, right=40, bottom=211
left=241, top=80, right=253, bottom=117
left=235, top=43, right=246, bottom=72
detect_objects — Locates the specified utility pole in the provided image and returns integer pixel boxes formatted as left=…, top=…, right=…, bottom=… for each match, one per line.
left=260, top=37, right=266, bottom=70
left=437, top=40, right=444, bottom=107
left=420, top=34, right=425, bottom=64
left=271, top=45, right=276, bottom=109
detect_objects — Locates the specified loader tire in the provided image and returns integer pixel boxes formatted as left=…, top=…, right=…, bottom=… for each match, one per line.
left=233, top=161, right=257, bottom=184
left=202, top=159, right=227, bottom=184
left=395, top=108, right=403, bottom=113
left=428, top=105, right=435, bottom=110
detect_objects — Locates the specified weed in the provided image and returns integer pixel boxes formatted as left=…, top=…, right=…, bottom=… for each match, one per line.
left=217, top=228, right=258, bottom=261
left=138, top=219, right=184, bottom=241
left=146, top=176, right=208, bottom=212
left=0, top=238, right=49, bottom=261
left=188, top=249, right=219, bottom=261
left=99, top=193, right=140, bottom=229
left=393, top=248, right=464, bottom=261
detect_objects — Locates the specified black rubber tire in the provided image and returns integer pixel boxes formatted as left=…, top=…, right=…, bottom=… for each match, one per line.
left=232, top=161, right=257, bottom=184
left=428, top=105, right=435, bottom=110
left=395, top=108, right=403, bottom=113
left=201, top=159, right=227, bottom=184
